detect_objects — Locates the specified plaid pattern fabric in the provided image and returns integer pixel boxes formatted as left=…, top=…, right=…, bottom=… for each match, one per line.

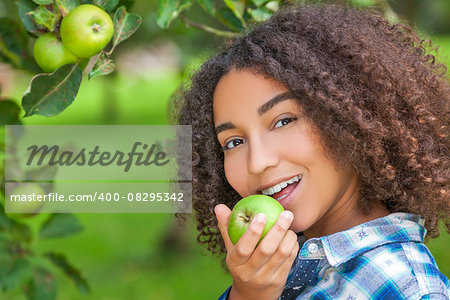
left=218, top=213, right=449, bottom=299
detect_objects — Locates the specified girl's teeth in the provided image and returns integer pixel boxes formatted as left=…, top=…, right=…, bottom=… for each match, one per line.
left=273, top=185, right=282, bottom=193
left=261, top=174, right=301, bottom=196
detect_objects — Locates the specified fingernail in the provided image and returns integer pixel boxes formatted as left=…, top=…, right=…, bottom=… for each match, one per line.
left=214, top=205, right=220, bottom=215
left=281, top=211, right=293, bottom=221
left=254, top=213, right=266, bottom=224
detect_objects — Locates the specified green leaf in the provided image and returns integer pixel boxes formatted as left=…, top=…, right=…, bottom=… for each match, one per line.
left=33, top=0, right=55, bottom=4
left=351, top=0, right=374, bottom=7
left=217, top=7, right=244, bottom=32
left=21, top=64, right=82, bottom=117
left=27, top=5, right=59, bottom=32
left=39, top=213, right=83, bottom=239
left=156, top=0, right=192, bottom=28
left=0, top=17, right=39, bottom=72
left=55, top=0, right=79, bottom=16
left=23, top=267, right=57, bottom=300
left=88, top=51, right=115, bottom=79
left=157, top=0, right=178, bottom=28
left=0, top=256, right=33, bottom=292
left=112, top=6, right=142, bottom=49
left=16, top=0, right=41, bottom=36
left=44, top=252, right=90, bottom=294
left=0, top=18, right=25, bottom=68
left=224, top=0, right=244, bottom=16
left=0, top=234, right=11, bottom=268
left=0, top=100, right=21, bottom=125
left=23, top=166, right=57, bottom=194
left=0, top=233, right=9, bottom=254
left=94, top=0, right=118, bottom=12
left=251, top=0, right=267, bottom=7
left=0, top=233, right=32, bottom=291
left=24, top=166, right=58, bottom=184
left=223, top=0, right=246, bottom=27
left=197, top=0, right=215, bottom=15
left=178, top=1, right=192, bottom=17
left=0, top=203, right=11, bottom=231
left=265, top=0, right=278, bottom=12
left=0, top=204, right=32, bottom=244
left=10, top=222, right=33, bottom=244
left=247, top=6, right=272, bottom=22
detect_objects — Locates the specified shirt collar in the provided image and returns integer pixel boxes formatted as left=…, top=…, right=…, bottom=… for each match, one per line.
left=297, top=213, right=426, bottom=267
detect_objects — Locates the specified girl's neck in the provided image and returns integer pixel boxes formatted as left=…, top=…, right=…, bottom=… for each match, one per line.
left=303, top=193, right=390, bottom=240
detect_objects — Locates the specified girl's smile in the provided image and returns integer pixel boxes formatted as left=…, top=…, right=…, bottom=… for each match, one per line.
left=259, top=173, right=302, bottom=202
left=261, top=173, right=304, bottom=209
left=213, top=69, right=388, bottom=238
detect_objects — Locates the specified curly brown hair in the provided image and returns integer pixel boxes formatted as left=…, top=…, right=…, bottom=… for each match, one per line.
left=174, top=4, right=450, bottom=257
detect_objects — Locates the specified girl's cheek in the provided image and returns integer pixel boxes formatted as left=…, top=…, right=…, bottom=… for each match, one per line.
left=224, top=158, right=246, bottom=197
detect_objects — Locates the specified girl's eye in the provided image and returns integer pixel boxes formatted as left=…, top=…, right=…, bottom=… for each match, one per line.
left=274, top=117, right=297, bottom=129
left=223, top=138, right=245, bottom=151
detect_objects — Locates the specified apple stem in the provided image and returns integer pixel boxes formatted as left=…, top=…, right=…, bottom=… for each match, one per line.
left=92, top=23, right=102, bottom=33
left=239, top=214, right=251, bottom=223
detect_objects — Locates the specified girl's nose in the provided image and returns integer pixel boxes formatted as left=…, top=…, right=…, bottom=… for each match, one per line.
left=247, top=135, right=279, bottom=175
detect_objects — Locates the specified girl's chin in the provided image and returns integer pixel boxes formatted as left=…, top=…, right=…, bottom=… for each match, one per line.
left=290, top=221, right=312, bottom=235
left=290, top=213, right=318, bottom=235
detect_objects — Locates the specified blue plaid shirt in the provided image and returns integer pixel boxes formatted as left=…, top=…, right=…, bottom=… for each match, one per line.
left=218, top=213, right=449, bottom=299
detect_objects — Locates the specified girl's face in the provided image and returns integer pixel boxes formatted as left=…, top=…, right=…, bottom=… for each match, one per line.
left=213, top=69, right=363, bottom=237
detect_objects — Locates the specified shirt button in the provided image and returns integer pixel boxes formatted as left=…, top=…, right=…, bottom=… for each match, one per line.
left=308, top=242, right=319, bottom=254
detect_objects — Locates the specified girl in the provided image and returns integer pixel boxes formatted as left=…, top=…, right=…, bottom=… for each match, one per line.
left=175, top=3, right=449, bottom=299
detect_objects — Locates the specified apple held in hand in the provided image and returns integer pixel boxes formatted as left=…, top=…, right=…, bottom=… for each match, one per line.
left=60, top=4, right=114, bottom=58
left=228, top=195, right=285, bottom=245
left=33, top=32, right=78, bottom=73
left=6, top=183, right=45, bottom=218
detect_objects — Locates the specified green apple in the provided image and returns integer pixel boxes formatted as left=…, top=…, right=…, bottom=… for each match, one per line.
left=228, top=195, right=285, bottom=245
left=33, top=32, right=79, bottom=73
left=60, top=4, right=114, bottom=58
left=6, top=183, right=45, bottom=217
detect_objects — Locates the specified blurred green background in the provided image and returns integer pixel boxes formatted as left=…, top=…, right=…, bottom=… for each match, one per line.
left=0, top=0, right=449, bottom=299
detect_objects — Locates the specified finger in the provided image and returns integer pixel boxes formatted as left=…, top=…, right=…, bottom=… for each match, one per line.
left=248, top=210, right=294, bottom=267
left=214, top=204, right=234, bottom=251
left=229, top=213, right=266, bottom=265
left=271, top=241, right=300, bottom=281
left=264, top=230, right=299, bottom=272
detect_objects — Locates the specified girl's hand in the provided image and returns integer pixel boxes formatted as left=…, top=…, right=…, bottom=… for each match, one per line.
left=214, top=204, right=299, bottom=300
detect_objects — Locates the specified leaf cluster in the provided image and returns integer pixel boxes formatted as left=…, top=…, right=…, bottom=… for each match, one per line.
left=0, top=205, right=88, bottom=300
left=157, top=0, right=281, bottom=37
left=0, top=0, right=142, bottom=118
left=156, top=0, right=401, bottom=37
left=0, top=134, right=88, bottom=299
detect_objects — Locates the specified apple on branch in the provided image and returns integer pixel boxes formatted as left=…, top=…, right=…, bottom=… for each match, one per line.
left=33, top=32, right=78, bottom=73
left=60, top=4, right=114, bottom=58
left=228, top=195, right=285, bottom=245
left=7, top=183, right=45, bottom=218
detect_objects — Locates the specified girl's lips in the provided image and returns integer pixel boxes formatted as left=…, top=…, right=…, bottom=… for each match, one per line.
left=276, top=177, right=303, bottom=209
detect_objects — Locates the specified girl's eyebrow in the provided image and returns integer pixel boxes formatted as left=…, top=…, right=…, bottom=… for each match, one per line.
left=257, top=91, right=293, bottom=116
left=215, top=91, right=294, bottom=135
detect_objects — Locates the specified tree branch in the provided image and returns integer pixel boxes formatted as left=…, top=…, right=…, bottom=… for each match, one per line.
left=178, top=14, right=239, bottom=38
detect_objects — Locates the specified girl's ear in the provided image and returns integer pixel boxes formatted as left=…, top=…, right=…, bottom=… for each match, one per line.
left=214, top=204, right=234, bottom=251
